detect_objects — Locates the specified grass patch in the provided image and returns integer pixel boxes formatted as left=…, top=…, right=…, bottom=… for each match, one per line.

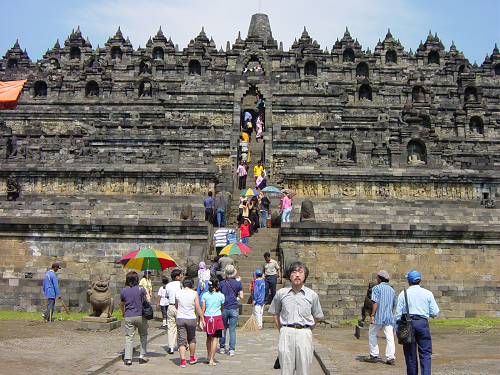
left=336, top=318, right=358, bottom=326
left=0, top=310, right=124, bottom=321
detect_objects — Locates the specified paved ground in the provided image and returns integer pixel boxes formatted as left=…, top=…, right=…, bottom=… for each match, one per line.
left=100, top=328, right=328, bottom=375
left=1, top=319, right=499, bottom=374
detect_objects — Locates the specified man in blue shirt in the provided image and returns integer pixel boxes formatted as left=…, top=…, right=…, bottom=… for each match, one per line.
left=203, top=191, right=215, bottom=225
left=364, top=270, right=397, bottom=365
left=394, top=270, right=440, bottom=375
left=42, top=262, right=62, bottom=321
left=252, top=270, right=265, bottom=328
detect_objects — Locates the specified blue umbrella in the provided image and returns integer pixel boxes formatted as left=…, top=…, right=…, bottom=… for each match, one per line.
left=261, top=186, right=281, bottom=194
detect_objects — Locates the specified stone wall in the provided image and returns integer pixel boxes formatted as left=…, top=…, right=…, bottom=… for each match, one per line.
left=280, top=223, right=500, bottom=321
left=0, top=219, right=210, bottom=313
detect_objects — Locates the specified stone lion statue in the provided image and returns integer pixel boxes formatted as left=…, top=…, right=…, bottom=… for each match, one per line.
left=87, top=275, right=114, bottom=318
left=358, top=281, right=376, bottom=327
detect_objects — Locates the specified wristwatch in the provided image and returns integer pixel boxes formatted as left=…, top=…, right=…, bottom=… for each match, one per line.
left=370, top=315, right=375, bottom=317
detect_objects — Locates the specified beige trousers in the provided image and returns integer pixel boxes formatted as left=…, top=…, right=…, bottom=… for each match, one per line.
left=167, top=305, right=178, bottom=349
left=278, top=326, right=313, bottom=375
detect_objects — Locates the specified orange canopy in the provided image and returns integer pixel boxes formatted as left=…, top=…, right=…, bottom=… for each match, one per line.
left=0, top=79, right=27, bottom=110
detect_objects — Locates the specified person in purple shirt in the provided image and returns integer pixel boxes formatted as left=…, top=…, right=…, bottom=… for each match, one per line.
left=218, top=265, right=243, bottom=356
left=120, top=271, right=151, bottom=366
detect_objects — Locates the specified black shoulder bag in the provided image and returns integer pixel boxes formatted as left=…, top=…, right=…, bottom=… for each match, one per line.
left=140, top=287, right=154, bottom=320
left=396, top=289, right=415, bottom=344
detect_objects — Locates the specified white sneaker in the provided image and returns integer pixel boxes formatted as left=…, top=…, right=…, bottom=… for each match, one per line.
left=228, top=350, right=235, bottom=357
left=219, top=347, right=225, bottom=354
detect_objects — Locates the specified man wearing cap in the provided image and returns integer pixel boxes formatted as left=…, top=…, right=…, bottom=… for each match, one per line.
left=364, top=270, right=397, bottom=365
left=42, top=263, right=62, bottom=321
left=394, top=270, right=440, bottom=375
left=252, top=269, right=265, bottom=328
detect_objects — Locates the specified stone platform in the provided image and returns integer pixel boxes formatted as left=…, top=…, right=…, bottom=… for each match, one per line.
left=77, top=316, right=121, bottom=331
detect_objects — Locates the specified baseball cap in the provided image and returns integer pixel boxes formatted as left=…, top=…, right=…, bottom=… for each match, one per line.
left=254, top=270, right=262, bottom=276
left=52, top=262, right=60, bottom=269
left=377, top=270, right=390, bottom=280
left=405, top=270, right=421, bottom=283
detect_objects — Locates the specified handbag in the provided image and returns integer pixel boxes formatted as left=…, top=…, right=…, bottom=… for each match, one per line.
left=396, top=289, right=415, bottom=344
left=140, top=287, right=154, bottom=320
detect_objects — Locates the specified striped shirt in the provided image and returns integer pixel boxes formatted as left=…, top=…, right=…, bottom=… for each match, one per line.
left=371, top=282, right=396, bottom=325
left=213, top=228, right=234, bottom=247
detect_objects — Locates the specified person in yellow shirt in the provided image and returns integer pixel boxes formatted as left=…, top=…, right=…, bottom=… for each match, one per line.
left=253, top=161, right=264, bottom=183
left=139, top=270, right=153, bottom=299
left=241, top=131, right=249, bottom=143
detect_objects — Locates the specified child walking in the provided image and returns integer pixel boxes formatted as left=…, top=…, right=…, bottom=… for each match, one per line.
left=240, top=218, right=251, bottom=246
left=156, top=276, right=169, bottom=328
left=252, top=270, right=265, bottom=328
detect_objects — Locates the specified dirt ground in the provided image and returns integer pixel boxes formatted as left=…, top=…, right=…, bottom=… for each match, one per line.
left=0, top=319, right=499, bottom=375
left=314, top=323, right=500, bottom=375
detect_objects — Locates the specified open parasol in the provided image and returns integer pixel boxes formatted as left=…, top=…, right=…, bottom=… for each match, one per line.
left=120, top=249, right=177, bottom=271
left=261, top=186, right=281, bottom=194
left=219, top=242, right=252, bottom=256
left=277, top=189, right=296, bottom=198
left=239, top=188, right=260, bottom=197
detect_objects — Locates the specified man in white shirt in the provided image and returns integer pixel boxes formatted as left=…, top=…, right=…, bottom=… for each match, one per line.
left=165, top=269, right=183, bottom=354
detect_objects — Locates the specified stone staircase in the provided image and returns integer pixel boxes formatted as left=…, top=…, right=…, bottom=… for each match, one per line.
left=231, top=228, right=281, bottom=327
left=247, top=137, right=264, bottom=170
left=218, top=140, right=282, bottom=327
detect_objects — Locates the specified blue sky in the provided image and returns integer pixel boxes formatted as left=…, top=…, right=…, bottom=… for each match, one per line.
left=1, top=0, right=498, bottom=65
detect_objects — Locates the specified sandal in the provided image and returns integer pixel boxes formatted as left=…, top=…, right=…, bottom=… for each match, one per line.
left=139, top=358, right=149, bottom=364
left=125, top=360, right=132, bottom=366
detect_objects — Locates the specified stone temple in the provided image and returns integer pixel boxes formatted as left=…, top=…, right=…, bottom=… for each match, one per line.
left=0, top=14, right=499, bottom=321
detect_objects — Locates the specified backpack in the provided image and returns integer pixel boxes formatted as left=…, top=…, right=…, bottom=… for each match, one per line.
left=227, top=231, right=237, bottom=244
